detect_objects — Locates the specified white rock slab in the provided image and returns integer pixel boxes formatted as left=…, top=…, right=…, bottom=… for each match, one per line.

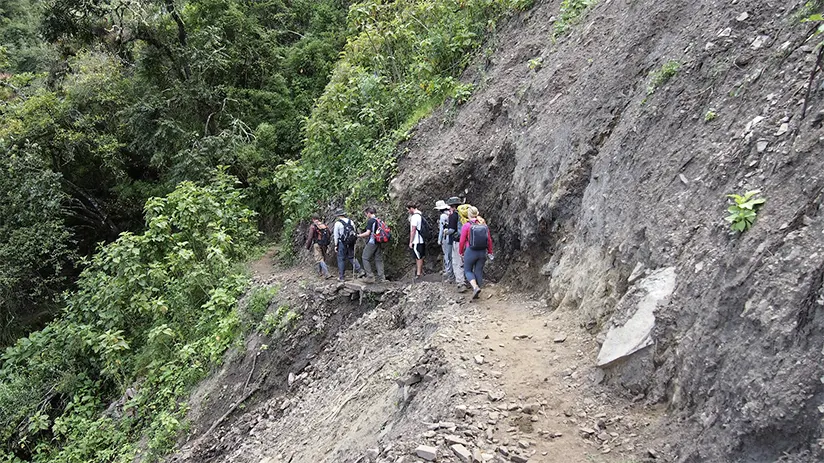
left=597, top=267, right=677, bottom=367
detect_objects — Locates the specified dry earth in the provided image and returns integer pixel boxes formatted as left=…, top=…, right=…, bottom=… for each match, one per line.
left=171, top=251, right=671, bottom=463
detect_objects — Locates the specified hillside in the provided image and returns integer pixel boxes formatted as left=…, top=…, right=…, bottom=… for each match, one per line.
left=167, top=0, right=824, bottom=462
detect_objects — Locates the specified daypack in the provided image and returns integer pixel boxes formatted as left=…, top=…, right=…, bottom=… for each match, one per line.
left=457, top=204, right=474, bottom=225
left=338, top=219, right=358, bottom=247
left=469, top=222, right=489, bottom=251
left=414, top=212, right=432, bottom=241
left=314, top=225, right=331, bottom=247
left=373, top=218, right=391, bottom=243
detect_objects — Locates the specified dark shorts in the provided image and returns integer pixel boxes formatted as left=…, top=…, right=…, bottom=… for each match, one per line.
left=409, top=243, right=425, bottom=260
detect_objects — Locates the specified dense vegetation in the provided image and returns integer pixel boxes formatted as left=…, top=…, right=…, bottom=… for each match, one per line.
left=1, top=0, right=531, bottom=460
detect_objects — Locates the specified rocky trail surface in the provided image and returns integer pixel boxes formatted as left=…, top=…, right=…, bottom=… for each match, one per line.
left=169, top=253, right=668, bottom=463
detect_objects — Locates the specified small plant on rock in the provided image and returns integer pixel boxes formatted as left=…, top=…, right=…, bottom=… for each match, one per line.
left=704, top=109, right=717, bottom=122
left=528, top=57, right=543, bottom=71
left=647, top=60, right=681, bottom=95
left=725, top=190, right=766, bottom=232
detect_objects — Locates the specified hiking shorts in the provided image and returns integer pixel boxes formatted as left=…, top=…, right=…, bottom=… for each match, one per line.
left=410, top=243, right=425, bottom=260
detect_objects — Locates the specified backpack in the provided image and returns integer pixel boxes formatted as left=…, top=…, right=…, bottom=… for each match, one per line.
left=457, top=204, right=474, bottom=225
left=415, top=213, right=432, bottom=242
left=338, top=219, right=357, bottom=247
left=314, top=225, right=331, bottom=247
left=469, top=223, right=489, bottom=251
left=373, top=218, right=391, bottom=243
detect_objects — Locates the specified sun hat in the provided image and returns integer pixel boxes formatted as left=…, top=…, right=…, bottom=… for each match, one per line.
left=334, top=208, right=346, bottom=216
left=434, top=200, right=449, bottom=210
left=446, top=196, right=462, bottom=206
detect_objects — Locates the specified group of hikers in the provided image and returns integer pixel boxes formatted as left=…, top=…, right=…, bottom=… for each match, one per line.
left=305, top=197, right=494, bottom=299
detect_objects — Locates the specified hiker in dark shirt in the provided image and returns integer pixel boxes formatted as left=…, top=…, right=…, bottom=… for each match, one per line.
left=305, top=214, right=331, bottom=279
left=357, top=207, right=386, bottom=283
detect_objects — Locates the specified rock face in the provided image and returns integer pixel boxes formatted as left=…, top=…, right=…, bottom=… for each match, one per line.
left=390, top=0, right=824, bottom=460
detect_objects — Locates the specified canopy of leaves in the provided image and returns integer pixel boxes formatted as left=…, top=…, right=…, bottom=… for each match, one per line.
left=0, top=171, right=258, bottom=462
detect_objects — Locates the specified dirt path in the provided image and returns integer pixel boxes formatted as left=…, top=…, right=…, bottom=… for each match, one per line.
left=175, top=255, right=665, bottom=463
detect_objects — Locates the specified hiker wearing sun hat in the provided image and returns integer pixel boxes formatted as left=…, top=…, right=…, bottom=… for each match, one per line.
left=445, top=196, right=467, bottom=292
left=435, top=200, right=454, bottom=283
left=333, top=209, right=366, bottom=282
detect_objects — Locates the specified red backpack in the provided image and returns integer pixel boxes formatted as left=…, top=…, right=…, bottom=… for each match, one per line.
left=373, top=218, right=392, bottom=243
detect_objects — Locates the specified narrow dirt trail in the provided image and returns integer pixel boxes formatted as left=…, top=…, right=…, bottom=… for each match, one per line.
left=175, top=253, right=666, bottom=463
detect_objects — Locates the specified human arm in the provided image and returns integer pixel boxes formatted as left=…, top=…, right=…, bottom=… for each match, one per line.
left=438, top=214, right=446, bottom=245
left=306, top=224, right=316, bottom=250
left=333, top=221, right=342, bottom=249
left=487, top=228, right=494, bottom=254
left=458, top=222, right=470, bottom=255
left=358, top=218, right=375, bottom=239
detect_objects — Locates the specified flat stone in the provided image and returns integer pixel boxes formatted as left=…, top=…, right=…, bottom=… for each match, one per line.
left=475, top=355, right=485, bottom=365
left=596, top=267, right=676, bottom=367
left=455, top=405, right=468, bottom=419
left=756, top=140, right=768, bottom=152
left=776, top=123, right=789, bottom=136
left=451, top=444, right=472, bottom=462
left=736, top=11, right=749, bottom=21
left=511, top=455, right=529, bottom=463
left=553, top=333, right=567, bottom=343
left=445, top=434, right=469, bottom=446
left=488, top=390, right=506, bottom=402
left=627, top=262, right=645, bottom=283
left=415, top=445, right=438, bottom=461
left=518, top=440, right=530, bottom=449
left=365, top=448, right=379, bottom=461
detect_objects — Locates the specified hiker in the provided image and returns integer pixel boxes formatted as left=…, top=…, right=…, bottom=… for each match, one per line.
left=459, top=206, right=493, bottom=299
left=407, top=203, right=426, bottom=281
left=333, top=209, right=365, bottom=282
left=305, top=214, right=332, bottom=279
left=357, top=206, right=387, bottom=283
left=435, top=200, right=454, bottom=283
left=445, top=197, right=467, bottom=292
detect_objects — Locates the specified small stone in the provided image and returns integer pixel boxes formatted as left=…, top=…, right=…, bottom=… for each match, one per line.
left=451, top=444, right=472, bottom=462
left=579, top=427, right=597, bottom=435
left=518, top=440, right=530, bottom=449
left=776, top=123, right=789, bottom=136
left=475, top=355, right=485, bottom=365
left=288, top=372, right=296, bottom=386
left=597, top=432, right=610, bottom=441
left=365, top=448, right=379, bottom=461
left=455, top=405, right=468, bottom=419
left=510, top=455, right=529, bottom=463
left=718, top=27, right=732, bottom=37
left=553, top=333, right=567, bottom=343
left=647, top=448, right=659, bottom=459
left=679, top=173, right=689, bottom=185
left=415, top=445, right=438, bottom=461
left=756, top=140, right=768, bottom=153
left=497, top=446, right=510, bottom=456
left=736, top=11, right=749, bottom=21
left=488, top=390, right=506, bottom=402
left=445, top=434, right=469, bottom=446
left=751, top=35, right=768, bottom=50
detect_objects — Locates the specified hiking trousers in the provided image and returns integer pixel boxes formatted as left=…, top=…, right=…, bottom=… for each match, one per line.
left=442, top=241, right=454, bottom=281
left=337, top=244, right=362, bottom=280
left=362, top=242, right=385, bottom=280
left=463, top=248, right=487, bottom=287
left=313, top=243, right=330, bottom=277
left=451, top=242, right=465, bottom=285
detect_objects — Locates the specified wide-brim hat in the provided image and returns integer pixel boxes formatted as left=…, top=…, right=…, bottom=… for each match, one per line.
left=334, top=209, right=346, bottom=216
left=446, top=196, right=462, bottom=206
left=434, top=200, right=449, bottom=210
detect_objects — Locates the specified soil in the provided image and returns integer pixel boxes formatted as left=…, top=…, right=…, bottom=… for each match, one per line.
left=171, top=258, right=668, bottom=463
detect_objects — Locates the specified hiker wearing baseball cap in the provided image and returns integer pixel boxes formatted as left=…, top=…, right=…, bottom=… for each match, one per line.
left=435, top=200, right=454, bottom=283
left=332, top=209, right=366, bottom=282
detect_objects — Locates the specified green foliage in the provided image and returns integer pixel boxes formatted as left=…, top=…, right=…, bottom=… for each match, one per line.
left=528, top=57, right=543, bottom=71
left=0, top=149, right=75, bottom=346
left=258, top=305, right=299, bottom=337
left=704, top=109, right=717, bottom=122
left=646, top=60, right=681, bottom=95
left=725, top=190, right=766, bottom=232
left=554, top=0, right=597, bottom=37
left=0, top=172, right=258, bottom=461
left=279, top=0, right=525, bottom=229
left=241, top=286, right=278, bottom=333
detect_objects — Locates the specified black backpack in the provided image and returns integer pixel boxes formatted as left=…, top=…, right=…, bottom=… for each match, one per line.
left=468, top=223, right=489, bottom=251
left=314, top=226, right=331, bottom=247
left=415, top=213, right=432, bottom=242
left=339, top=219, right=358, bottom=247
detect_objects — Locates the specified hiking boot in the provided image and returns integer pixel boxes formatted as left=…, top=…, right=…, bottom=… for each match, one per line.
left=363, top=276, right=376, bottom=284
left=472, top=287, right=481, bottom=300
left=456, top=284, right=468, bottom=293
left=357, top=270, right=367, bottom=278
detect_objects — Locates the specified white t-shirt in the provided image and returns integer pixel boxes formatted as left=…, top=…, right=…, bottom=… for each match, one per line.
left=409, top=212, right=424, bottom=244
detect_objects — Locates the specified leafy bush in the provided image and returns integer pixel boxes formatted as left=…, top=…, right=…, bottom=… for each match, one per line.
left=725, top=190, right=766, bottom=232
left=0, top=171, right=258, bottom=462
left=277, top=0, right=531, bottom=228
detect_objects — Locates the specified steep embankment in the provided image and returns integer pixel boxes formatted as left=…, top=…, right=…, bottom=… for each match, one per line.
left=392, top=0, right=824, bottom=461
